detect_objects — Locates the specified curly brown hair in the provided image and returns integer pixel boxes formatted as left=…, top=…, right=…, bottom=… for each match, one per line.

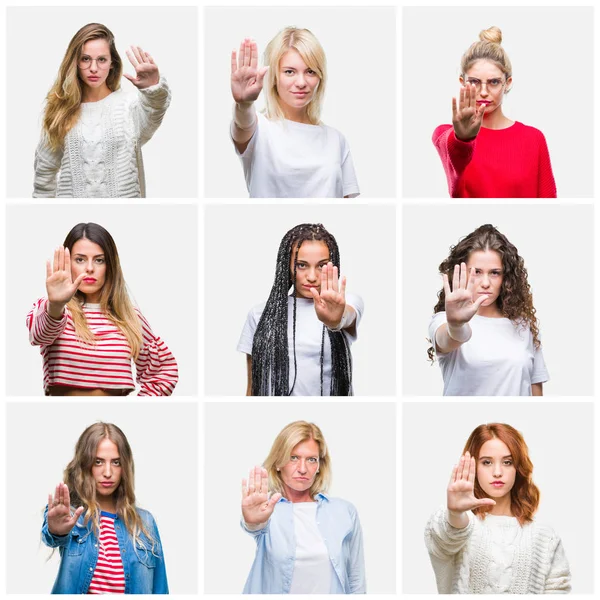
left=427, top=224, right=539, bottom=361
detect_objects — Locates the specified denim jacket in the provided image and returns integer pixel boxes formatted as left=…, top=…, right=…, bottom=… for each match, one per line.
left=242, top=494, right=366, bottom=594
left=41, top=506, right=168, bottom=594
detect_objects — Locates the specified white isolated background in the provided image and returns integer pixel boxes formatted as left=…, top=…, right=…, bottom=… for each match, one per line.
left=402, top=203, right=594, bottom=396
left=402, top=6, right=594, bottom=198
left=204, top=204, right=396, bottom=396
left=204, top=401, right=396, bottom=594
left=6, top=6, right=198, bottom=198
left=204, top=6, right=396, bottom=198
left=5, top=203, right=198, bottom=395
left=402, top=402, right=594, bottom=593
left=6, top=401, right=198, bottom=594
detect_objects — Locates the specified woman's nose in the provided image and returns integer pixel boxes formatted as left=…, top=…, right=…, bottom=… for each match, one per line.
left=103, top=464, right=112, bottom=477
left=86, top=260, right=94, bottom=272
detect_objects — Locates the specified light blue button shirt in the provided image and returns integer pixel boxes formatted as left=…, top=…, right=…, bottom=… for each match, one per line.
left=242, top=493, right=366, bottom=594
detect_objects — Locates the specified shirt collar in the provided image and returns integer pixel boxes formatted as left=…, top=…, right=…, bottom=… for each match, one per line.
left=277, top=492, right=329, bottom=504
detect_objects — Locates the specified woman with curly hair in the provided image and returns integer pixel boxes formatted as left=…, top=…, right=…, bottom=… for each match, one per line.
left=425, top=423, right=570, bottom=593
left=428, top=224, right=547, bottom=396
left=241, top=421, right=365, bottom=593
left=33, top=23, right=171, bottom=198
left=42, top=422, right=168, bottom=593
left=433, top=26, right=556, bottom=198
left=237, top=223, right=363, bottom=396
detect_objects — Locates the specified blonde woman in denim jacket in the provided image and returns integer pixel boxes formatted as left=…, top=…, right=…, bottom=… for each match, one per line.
left=241, top=421, right=365, bottom=594
left=41, top=422, right=168, bottom=594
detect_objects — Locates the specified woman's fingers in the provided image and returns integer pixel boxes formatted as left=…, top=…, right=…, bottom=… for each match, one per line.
left=71, top=506, right=84, bottom=524
left=474, top=497, right=496, bottom=508
left=247, top=467, right=255, bottom=494
left=468, top=456, right=477, bottom=484
left=459, top=262, right=467, bottom=289
left=339, top=275, right=347, bottom=300
left=46, top=259, right=52, bottom=280
left=63, top=484, right=71, bottom=508
left=459, top=85, right=465, bottom=111
left=451, top=96, right=458, bottom=120
left=329, top=262, right=335, bottom=291
left=309, top=286, right=320, bottom=303
left=448, top=464, right=458, bottom=486
left=243, top=38, right=251, bottom=67
left=64, top=247, right=71, bottom=278
left=473, top=293, right=488, bottom=310
left=260, top=467, right=269, bottom=495
left=250, top=40, right=258, bottom=70
left=73, top=272, right=87, bottom=290
left=452, top=264, right=460, bottom=293
left=460, top=452, right=471, bottom=480
left=145, top=51, right=155, bottom=65
left=241, top=477, right=248, bottom=498
left=253, top=465, right=261, bottom=494
left=267, top=492, right=282, bottom=508
left=443, top=273, right=451, bottom=297
left=231, top=49, right=238, bottom=75
left=125, top=48, right=138, bottom=68
left=136, top=46, right=148, bottom=63
left=131, top=45, right=144, bottom=65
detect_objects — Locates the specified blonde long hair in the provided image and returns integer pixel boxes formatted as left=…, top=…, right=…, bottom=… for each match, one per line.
left=264, top=421, right=331, bottom=498
left=64, top=223, right=142, bottom=360
left=64, top=423, right=155, bottom=548
left=43, top=23, right=123, bottom=150
left=263, top=27, right=327, bottom=125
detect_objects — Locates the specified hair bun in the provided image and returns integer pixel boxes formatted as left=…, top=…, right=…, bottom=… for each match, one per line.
left=479, top=26, right=502, bottom=45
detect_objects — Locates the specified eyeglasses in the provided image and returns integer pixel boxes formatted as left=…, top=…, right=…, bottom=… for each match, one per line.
left=464, top=77, right=506, bottom=92
left=78, top=56, right=112, bottom=70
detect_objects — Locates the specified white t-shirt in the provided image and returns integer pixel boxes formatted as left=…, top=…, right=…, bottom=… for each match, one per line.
left=289, top=502, right=332, bottom=594
left=233, top=112, right=360, bottom=198
left=237, top=292, right=363, bottom=396
left=428, top=312, right=549, bottom=396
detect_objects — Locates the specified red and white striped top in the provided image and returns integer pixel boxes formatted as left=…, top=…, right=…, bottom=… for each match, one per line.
left=88, top=512, right=125, bottom=594
left=27, top=299, right=178, bottom=395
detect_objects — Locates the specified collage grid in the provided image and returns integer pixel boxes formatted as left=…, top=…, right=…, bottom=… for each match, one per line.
left=0, top=0, right=598, bottom=597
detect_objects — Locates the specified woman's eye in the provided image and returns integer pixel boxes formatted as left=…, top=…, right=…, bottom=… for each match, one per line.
left=290, top=456, right=298, bottom=462
left=95, top=459, right=103, bottom=465
left=308, top=457, right=318, bottom=463
left=284, top=69, right=294, bottom=75
left=490, top=79, right=502, bottom=86
left=307, top=70, right=316, bottom=76
left=95, top=258, right=105, bottom=264
left=112, top=460, right=121, bottom=466
left=81, top=57, right=91, bottom=63
left=468, top=79, right=481, bottom=86
left=482, top=460, right=491, bottom=466
left=504, top=460, right=513, bottom=466
left=98, top=57, right=107, bottom=64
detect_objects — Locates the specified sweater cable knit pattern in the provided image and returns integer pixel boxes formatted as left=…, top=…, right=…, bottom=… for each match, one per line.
left=425, top=507, right=571, bottom=594
left=33, top=77, right=171, bottom=198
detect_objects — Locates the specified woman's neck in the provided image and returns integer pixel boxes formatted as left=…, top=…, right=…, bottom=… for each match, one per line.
left=477, top=301, right=503, bottom=318
left=97, top=497, right=117, bottom=513
left=283, top=485, right=315, bottom=503
left=82, top=84, right=112, bottom=103
left=482, top=107, right=514, bottom=130
left=489, top=494, right=513, bottom=517
left=281, top=104, right=311, bottom=124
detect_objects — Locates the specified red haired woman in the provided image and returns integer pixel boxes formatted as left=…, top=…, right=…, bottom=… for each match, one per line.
left=425, top=423, right=570, bottom=593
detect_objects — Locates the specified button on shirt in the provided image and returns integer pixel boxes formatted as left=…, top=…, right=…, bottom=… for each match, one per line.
left=242, top=493, right=366, bottom=594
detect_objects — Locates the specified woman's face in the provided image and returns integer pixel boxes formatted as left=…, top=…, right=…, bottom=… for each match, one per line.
left=460, top=59, right=511, bottom=116
left=290, top=240, right=330, bottom=299
left=92, top=438, right=122, bottom=501
left=466, top=249, right=503, bottom=308
left=78, top=38, right=112, bottom=91
left=71, top=238, right=107, bottom=303
left=280, top=438, right=320, bottom=496
left=476, top=438, right=516, bottom=499
left=276, top=49, right=320, bottom=115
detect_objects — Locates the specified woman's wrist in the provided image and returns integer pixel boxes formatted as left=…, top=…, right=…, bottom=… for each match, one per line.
left=327, top=308, right=353, bottom=332
left=233, top=102, right=256, bottom=130
left=47, top=301, right=66, bottom=320
left=447, top=321, right=472, bottom=343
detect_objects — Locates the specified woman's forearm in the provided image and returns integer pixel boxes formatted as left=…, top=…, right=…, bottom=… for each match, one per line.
left=232, top=102, right=257, bottom=145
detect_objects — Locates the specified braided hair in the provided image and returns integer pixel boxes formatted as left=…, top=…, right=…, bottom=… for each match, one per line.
left=251, top=224, right=353, bottom=396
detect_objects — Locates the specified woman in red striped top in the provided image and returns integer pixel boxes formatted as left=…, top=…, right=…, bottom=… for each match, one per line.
left=27, top=222, right=178, bottom=395
left=42, top=422, right=168, bottom=594
left=432, top=26, right=556, bottom=198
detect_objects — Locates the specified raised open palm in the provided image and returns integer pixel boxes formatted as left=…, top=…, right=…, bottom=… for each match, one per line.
left=241, top=466, right=281, bottom=525
left=447, top=452, right=496, bottom=513
left=124, top=46, right=160, bottom=89
left=443, top=263, right=487, bottom=327
left=46, top=247, right=86, bottom=305
left=452, top=82, right=486, bottom=141
left=310, top=263, right=346, bottom=328
left=47, top=482, right=84, bottom=536
left=231, top=38, right=268, bottom=104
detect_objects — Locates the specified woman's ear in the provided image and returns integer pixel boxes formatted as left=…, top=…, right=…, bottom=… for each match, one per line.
left=504, top=76, right=513, bottom=94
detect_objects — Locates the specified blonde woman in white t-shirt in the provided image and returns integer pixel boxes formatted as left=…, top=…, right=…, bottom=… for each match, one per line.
left=230, top=28, right=360, bottom=198
left=428, top=224, right=548, bottom=396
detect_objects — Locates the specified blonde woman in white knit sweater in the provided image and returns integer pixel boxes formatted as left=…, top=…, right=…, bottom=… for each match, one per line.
left=33, top=23, right=171, bottom=198
left=425, top=423, right=570, bottom=594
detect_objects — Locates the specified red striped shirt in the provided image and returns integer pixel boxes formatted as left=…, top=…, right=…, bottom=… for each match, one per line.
left=27, top=299, right=178, bottom=395
left=88, top=512, right=126, bottom=594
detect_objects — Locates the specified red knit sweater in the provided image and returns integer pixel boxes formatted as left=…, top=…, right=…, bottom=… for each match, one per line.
left=432, top=122, right=557, bottom=198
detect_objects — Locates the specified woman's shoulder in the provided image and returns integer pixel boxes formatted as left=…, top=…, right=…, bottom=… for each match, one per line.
left=432, top=124, right=453, bottom=141
left=136, top=507, right=157, bottom=525
left=323, top=495, right=359, bottom=515
left=512, top=122, right=548, bottom=141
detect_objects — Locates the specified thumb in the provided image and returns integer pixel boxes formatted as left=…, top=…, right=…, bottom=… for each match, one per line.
left=73, top=272, right=87, bottom=289
left=309, top=287, right=320, bottom=302
left=268, top=492, right=282, bottom=507
left=70, top=506, right=84, bottom=525
left=123, top=73, right=136, bottom=84
left=474, top=497, right=496, bottom=508
left=257, top=66, right=269, bottom=86
left=473, top=294, right=488, bottom=310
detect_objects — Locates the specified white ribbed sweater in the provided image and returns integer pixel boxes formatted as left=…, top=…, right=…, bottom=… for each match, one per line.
left=33, top=77, right=171, bottom=198
left=425, top=508, right=571, bottom=594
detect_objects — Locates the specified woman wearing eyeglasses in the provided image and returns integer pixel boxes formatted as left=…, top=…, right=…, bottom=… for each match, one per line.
left=33, top=23, right=171, bottom=198
left=433, top=26, right=556, bottom=198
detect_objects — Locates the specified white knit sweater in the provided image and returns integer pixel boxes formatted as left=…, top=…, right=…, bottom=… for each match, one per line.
left=33, top=77, right=171, bottom=198
left=425, top=508, right=571, bottom=594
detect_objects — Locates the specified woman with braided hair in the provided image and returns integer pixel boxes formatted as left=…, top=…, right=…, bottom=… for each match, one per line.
left=428, top=224, right=548, bottom=396
left=237, top=223, right=363, bottom=396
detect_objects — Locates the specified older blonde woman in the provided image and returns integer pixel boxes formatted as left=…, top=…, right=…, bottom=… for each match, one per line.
left=230, top=28, right=359, bottom=198
left=240, top=421, right=365, bottom=594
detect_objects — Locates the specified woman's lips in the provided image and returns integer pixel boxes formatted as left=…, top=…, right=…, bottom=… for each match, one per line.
left=100, top=482, right=114, bottom=488
left=491, top=481, right=505, bottom=487
left=83, top=278, right=97, bottom=283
